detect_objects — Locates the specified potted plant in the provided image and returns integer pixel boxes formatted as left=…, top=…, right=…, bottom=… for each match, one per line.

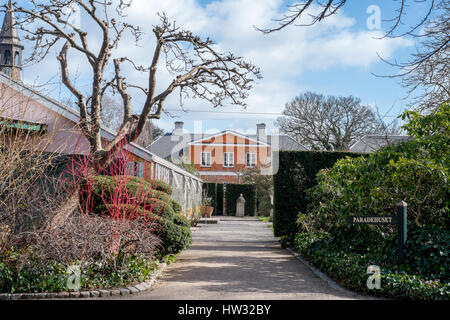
left=200, top=191, right=214, bottom=218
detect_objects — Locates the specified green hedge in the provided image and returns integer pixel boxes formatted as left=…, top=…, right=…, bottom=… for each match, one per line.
left=293, top=225, right=450, bottom=300
left=273, top=151, right=364, bottom=237
left=217, top=183, right=224, bottom=215
left=203, top=183, right=218, bottom=216
left=201, top=183, right=224, bottom=216
left=80, top=175, right=191, bottom=255
left=225, top=184, right=256, bottom=216
left=98, top=204, right=191, bottom=255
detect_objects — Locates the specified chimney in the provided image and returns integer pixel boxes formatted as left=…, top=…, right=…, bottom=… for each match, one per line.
left=174, top=121, right=184, bottom=136
left=257, top=123, right=267, bottom=143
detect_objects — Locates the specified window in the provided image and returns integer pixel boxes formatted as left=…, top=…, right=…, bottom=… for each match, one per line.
left=14, top=52, right=19, bottom=67
left=246, top=152, right=257, bottom=167
left=4, top=50, right=11, bottom=65
left=125, top=161, right=145, bottom=178
left=224, top=152, right=234, bottom=167
left=201, top=152, right=211, bottom=167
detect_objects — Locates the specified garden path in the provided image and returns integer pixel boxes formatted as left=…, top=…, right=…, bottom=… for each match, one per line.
left=120, top=217, right=375, bottom=300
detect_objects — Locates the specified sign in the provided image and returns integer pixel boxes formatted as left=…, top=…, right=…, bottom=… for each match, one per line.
left=346, top=215, right=397, bottom=225
left=345, top=201, right=408, bottom=264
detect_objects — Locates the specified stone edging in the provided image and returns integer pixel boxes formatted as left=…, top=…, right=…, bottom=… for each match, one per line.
left=0, top=262, right=168, bottom=300
left=285, top=247, right=359, bottom=296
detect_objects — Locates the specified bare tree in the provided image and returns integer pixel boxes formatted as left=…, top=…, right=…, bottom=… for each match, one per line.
left=380, top=1, right=450, bottom=111
left=276, top=92, right=401, bottom=151
left=100, top=94, right=124, bottom=132
left=99, top=94, right=162, bottom=148
left=151, top=122, right=164, bottom=141
left=257, top=0, right=449, bottom=112
left=10, top=1, right=261, bottom=174
left=257, top=0, right=438, bottom=37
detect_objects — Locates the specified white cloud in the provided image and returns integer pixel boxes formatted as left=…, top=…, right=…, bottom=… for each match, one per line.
left=18, top=0, right=413, bottom=129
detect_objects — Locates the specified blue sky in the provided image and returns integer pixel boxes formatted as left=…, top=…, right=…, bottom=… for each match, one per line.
left=14, top=0, right=427, bottom=136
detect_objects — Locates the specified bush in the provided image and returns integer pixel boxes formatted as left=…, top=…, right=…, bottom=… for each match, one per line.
left=172, top=213, right=191, bottom=229
left=290, top=103, right=450, bottom=300
left=83, top=175, right=171, bottom=205
left=225, top=184, right=256, bottom=216
left=0, top=215, right=162, bottom=293
left=405, top=225, right=450, bottom=280
left=158, top=221, right=192, bottom=255
left=273, top=151, right=364, bottom=237
left=293, top=227, right=450, bottom=300
left=96, top=204, right=191, bottom=255
left=171, top=200, right=182, bottom=214
left=303, top=103, right=450, bottom=232
left=305, top=141, right=448, bottom=232
left=143, top=176, right=173, bottom=195
left=0, top=253, right=162, bottom=293
left=80, top=175, right=193, bottom=256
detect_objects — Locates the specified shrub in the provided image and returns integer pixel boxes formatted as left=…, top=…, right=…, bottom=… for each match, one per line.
left=97, top=204, right=165, bottom=223
left=305, top=141, right=448, bottom=232
left=172, top=213, right=191, bottom=229
left=158, top=221, right=192, bottom=255
left=290, top=103, right=450, bottom=300
left=171, top=199, right=182, bottom=214
left=95, top=204, right=191, bottom=255
left=304, top=103, right=450, bottom=231
left=111, top=175, right=173, bottom=195
left=0, top=215, right=162, bottom=293
left=273, top=151, right=364, bottom=237
left=78, top=174, right=192, bottom=256
left=294, top=227, right=450, bottom=300
left=83, top=175, right=172, bottom=205
left=405, top=225, right=450, bottom=280
left=0, top=253, right=161, bottom=293
left=143, top=176, right=173, bottom=195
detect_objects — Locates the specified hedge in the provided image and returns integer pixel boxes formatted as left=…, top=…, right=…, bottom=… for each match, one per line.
left=293, top=225, right=450, bottom=300
left=80, top=175, right=191, bottom=255
left=201, top=183, right=224, bottom=216
left=225, top=184, right=256, bottom=216
left=273, top=151, right=364, bottom=237
left=217, top=183, right=224, bottom=215
left=82, top=175, right=172, bottom=204
left=98, top=204, right=191, bottom=255
left=202, top=183, right=218, bottom=216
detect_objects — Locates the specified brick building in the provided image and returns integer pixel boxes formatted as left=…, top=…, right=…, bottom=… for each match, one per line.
left=151, top=122, right=305, bottom=183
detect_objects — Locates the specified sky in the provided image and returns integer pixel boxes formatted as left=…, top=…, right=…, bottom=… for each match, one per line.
left=11, top=0, right=428, bottom=136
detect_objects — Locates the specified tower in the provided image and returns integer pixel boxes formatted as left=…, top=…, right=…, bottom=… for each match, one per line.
left=0, top=0, right=23, bottom=81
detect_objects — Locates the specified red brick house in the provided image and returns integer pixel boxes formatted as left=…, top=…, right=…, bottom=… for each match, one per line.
left=151, top=122, right=306, bottom=183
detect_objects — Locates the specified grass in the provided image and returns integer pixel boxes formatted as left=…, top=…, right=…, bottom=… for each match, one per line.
left=257, top=216, right=271, bottom=223
left=257, top=216, right=274, bottom=232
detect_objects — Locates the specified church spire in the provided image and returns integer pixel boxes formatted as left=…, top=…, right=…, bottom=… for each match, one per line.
left=0, top=0, right=24, bottom=81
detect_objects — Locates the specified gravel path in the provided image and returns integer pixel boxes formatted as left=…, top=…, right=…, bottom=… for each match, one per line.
left=121, top=217, right=375, bottom=300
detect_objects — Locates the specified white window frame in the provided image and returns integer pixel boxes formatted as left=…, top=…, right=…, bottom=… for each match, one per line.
left=201, top=152, right=212, bottom=167
left=224, top=152, right=234, bottom=168
left=246, top=152, right=257, bottom=167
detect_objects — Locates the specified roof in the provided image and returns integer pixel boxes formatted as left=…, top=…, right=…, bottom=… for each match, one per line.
left=0, top=72, right=202, bottom=182
left=349, top=135, right=412, bottom=153
left=150, top=129, right=307, bottom=160
left=0, top=0, right=22, bottom=47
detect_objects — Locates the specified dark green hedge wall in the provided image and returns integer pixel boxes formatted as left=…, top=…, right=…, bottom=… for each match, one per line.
left=225, top=184, right=257, bottom=216
left=273, top=151, right=364, bottom=237
left=202, top=183, right=224, bottom=216
left=217, top=183, right=224, bottom=215
left=202, top=183, right=217, bottom=215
